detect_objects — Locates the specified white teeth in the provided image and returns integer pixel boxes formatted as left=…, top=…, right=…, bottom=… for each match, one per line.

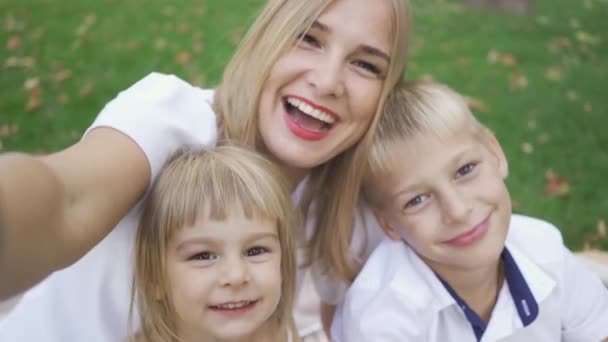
left=213, top=301, right=252, bottom=310
left=286, top=97, right=336, bottom=124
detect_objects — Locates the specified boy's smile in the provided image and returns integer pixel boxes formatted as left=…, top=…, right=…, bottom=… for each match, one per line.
left=374, top=129, right=512, bottom=274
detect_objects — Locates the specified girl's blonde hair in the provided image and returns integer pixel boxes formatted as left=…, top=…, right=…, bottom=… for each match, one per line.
left=130, top=143, right=298, bottom=342
left=364, top=81, right=493, bottom=207
left=215, top=0, right=412, bottom=283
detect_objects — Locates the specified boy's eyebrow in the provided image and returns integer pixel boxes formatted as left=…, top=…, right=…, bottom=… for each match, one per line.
left=310, top=20, right=390, bottom=63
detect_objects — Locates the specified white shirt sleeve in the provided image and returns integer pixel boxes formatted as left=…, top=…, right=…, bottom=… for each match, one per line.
left=560, top=246, right=608, bottom=342
left=85, top=72, right=218, bottom=181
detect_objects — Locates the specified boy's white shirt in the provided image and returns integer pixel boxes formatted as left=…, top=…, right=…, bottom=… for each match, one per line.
left=333, top=214, right=608, bottom=342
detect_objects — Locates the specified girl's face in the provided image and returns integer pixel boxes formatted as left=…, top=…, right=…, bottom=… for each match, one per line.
left=166, top=208, right=282, bottom=341
left=258, top=0, right=394, bottom=173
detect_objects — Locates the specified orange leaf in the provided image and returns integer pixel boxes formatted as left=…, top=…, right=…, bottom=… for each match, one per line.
left=176, top=51, right=191, bottom=64
left=464, top=96, right=489, bottom=113
left=26, top=96, right=41, bottom=111
left=544, top=169, right=570, bottom=197
left=6, top=36, right=21, bottom=50
left=54, top=69, right=72, bottom=83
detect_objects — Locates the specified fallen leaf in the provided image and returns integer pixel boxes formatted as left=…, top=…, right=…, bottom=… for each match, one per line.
left=3, top=56, right=35, bottom=69
left=566, top=90, right=578, bottom=101
left=576, top=31, right=600, bottom=45
left=487, top=49, right=500, bottom=64
left=176, top=51, right=191, bottom=64
left=545, top=66, right=563, bottom=82
left=537, top=133, right=550, bottom=144
left=499, top=53, right=517, bottom=67
left=464, top=96, right=489, bottom=113
left=544, top=169, right=570, bottom=197
left=26, top=96, right=41, bottom=111
left=510, top=73, right=528, bottom=91
left=54, top=69, right=72, bottom=83
left=522, top=142, right=534, bottom=154
left=527, top=119, right=537, bottom=130
left=154, top=38, right=167, bottom=50
left=23, top=77, right=41, bottom=94
left=58, top=93, right=70, bottom=104
left=456, top=57, right=470, bottom=67
left=6, top=36, right=21, bottom=50
left=79, top=82, right=94, bottom=97
left=75, top=14, right=96, bottom=37
left=177, top=23, right=190, bottom=33
left=598, top=220, right=606, bottom=239
left=584, top=102, right=592, bottom=113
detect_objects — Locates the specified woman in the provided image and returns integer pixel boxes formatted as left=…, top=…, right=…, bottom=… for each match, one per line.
left=0, top=0, right=411, bottom=340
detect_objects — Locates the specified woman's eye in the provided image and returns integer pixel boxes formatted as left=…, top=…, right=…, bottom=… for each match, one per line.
left=246, top=246, right=268, bottom=257
left=189, top=251, right=216, bottom=261
left=298, top=32, right=320, bottom=47
left=353, top=60, right=382, bottom=76
left=456, top=163, right=477, bottom=178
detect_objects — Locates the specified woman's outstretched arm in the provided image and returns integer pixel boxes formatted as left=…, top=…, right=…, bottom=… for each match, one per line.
left=0, top=127, right=149, bottom=300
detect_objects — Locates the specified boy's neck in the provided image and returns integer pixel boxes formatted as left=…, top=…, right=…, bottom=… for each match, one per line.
left=428, top=258, right=504, bottom=323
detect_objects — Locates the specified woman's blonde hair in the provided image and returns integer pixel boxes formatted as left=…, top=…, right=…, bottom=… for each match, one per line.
left=130, top=143, right=299, bottom=342
left=215, top=0, right=412, bottom=282
left=364, top=81, right=493, bottom=207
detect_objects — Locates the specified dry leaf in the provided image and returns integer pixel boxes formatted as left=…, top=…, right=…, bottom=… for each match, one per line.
left=487, top=49, right=500, bottom=64
left=23, top=77, right=41, bottom=97
left=4, top=56, right=36, bottom=69
left=154, top=38, right=167, bottom=50
left=176, top=51, right=191, bottom=64
left=576, top=31, right=600, bottom=45
left=527, top=119, right=537, bottom=130
left=522, top=142, right=534, bottom=154
left=499, top=53, right=517, bottom=67
left=545, top=66, right=563, bottom=82
left=566, top=90, right=578, bottom=101
left=79, top=82, right=94, bottom=97
left=537, top=133, right=550, bottom=144
left=584, top=102, right=592, bottom=113
left=464, top=96, right=489, bottom=113
left=598, top=220, right=606, bottom=239
left=54, top=69, right=72, bottom=83
left=0, top=124, right=18, bottom=137
left=26, top=96, right=41, bottom=111
left=544, top=169, right=570, bottom=197
left=75, top=14, right=96, bottom=36
left=510, top=74, right=528, bottom=91
left=58, top=93, right=70, bottom=104
left=6, top=36, right=21, bottom=50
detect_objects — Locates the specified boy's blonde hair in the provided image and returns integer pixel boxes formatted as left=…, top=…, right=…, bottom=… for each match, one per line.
left=364, top=81, right=493, bottom=207
left=130, top=144, right=298, bottom=342
left=213, top=0, right=412, bottom=283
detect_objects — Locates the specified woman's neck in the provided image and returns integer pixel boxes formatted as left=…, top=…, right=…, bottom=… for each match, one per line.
left=428, top=259, right=504, bottom=323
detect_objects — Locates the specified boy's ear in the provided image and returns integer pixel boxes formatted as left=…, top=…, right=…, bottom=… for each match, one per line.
left=485, top=133, right=509, bottom=179
left=372, top=208, right=402, bottom=241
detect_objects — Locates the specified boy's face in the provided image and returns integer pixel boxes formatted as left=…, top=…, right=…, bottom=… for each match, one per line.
left=374, top=130, right=511, bottom=273
left=165, top=207, right=282, bottom=341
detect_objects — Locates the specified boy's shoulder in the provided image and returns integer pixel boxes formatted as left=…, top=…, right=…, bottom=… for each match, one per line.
left=506, top=214, right=565, bottom=264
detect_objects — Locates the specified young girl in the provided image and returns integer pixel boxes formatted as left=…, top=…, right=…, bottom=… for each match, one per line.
left=130, top=144, right=299, bottom=342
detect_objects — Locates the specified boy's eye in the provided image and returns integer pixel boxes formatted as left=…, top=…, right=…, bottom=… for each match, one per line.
left=456, top=163, right=477, bottom=178
left=189, top=251, right=216, bottom=261
left=246, top=246, right=268, bottom=257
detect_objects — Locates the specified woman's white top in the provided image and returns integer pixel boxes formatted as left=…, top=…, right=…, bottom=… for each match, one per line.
left=0, top=73, right=384, bottom=341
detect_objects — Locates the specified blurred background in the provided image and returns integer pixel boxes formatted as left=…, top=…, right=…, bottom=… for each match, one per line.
left=0, top=0, right=606, bottom=251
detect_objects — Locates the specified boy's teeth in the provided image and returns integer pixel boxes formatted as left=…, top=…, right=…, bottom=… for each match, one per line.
left=286, top=97, right=335, bottom=124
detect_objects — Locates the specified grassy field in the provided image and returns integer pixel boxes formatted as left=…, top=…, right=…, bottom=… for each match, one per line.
left=1, top=0, right=606, bottom=250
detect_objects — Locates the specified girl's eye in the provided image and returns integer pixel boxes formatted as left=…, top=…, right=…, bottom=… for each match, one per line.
left=189, top=251, right=216, bottom=261
left=404, top=194, right=428, bottom=209
left=246, top=246, right=268, bottom=257
left=297, top=32, right=320, bottom=47
left=456, top=163, right=477, bottom=178
left=353, top=60, right=383, bottom=76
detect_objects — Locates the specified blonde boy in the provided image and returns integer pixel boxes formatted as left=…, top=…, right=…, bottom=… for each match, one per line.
left=333, top=82, right=608, bottom=341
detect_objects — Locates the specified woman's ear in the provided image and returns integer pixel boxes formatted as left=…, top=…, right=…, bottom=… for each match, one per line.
left=372, top=208, right=402, bottom=241
left=485, top=132, right=509, bottom=179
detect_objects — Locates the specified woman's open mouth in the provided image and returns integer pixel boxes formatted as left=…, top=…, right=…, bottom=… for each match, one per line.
left=283, top=96, right=338, bottom=141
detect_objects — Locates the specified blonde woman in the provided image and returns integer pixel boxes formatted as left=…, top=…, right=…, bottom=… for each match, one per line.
left=130, top=145, right=298, bottom=342
left=0, top=0, right=411, bottom=340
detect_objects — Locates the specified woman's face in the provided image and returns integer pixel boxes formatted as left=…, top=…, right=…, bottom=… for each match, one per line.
left=258, top=0, right=394, bottom=173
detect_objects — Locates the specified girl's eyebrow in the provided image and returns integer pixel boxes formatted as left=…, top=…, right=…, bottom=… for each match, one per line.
left=175, top=232, right=279, bottom=251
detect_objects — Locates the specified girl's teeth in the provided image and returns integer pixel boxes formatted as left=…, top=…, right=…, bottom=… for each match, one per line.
left=213, top=301, right=252, bottom=309
left=286, top=97, right=335, bottom=124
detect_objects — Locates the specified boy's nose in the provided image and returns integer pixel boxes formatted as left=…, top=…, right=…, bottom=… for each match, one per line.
left=441, top=188, right=473, bottom=224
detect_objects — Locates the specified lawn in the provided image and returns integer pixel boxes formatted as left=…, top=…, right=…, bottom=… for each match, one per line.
left=1, top=0, right=606, bottom=250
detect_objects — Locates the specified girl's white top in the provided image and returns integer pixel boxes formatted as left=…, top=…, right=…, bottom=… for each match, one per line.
left=0, top=73, right=384, bottom=341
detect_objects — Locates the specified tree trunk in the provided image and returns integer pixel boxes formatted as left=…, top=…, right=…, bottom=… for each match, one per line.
left=462, top=0, right=533, bottom=14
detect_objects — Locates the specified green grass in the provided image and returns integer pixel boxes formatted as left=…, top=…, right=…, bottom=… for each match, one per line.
left=1, top=0, right=606, bottom=250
